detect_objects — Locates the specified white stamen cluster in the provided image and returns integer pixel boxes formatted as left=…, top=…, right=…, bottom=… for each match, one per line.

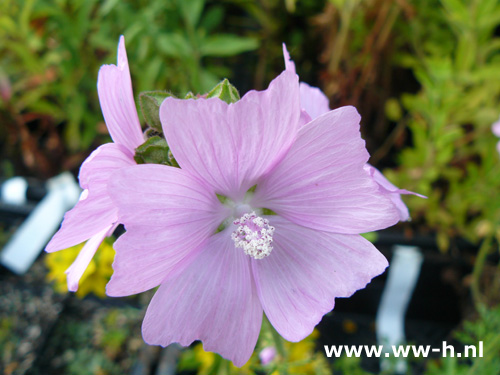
left=231, top=212, right=275, bottom=259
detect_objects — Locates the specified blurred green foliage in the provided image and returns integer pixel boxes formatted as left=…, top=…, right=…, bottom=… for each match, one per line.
left=0, top=0, right=259, bottom=176
left=385, top=0, right=500, bottom=250
left=308, top=0, right=500, bottom=252
left=425, top=305, right=500, bottom=375
left=38, top=305, right=144, bottom=375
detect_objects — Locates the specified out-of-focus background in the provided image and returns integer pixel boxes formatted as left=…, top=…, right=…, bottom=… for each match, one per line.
left=1, top=0, right=500, bottom=374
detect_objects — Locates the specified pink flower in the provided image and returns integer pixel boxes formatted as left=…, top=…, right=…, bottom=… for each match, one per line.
left=492, top=116, right=500, bottom=154
left=107, top=68, right=401, bottom=365
left=45, top=36, right=143, bottom=292
left=259, top=346, right=277, bottom=365
left=283, top=44, right=423, bottom=221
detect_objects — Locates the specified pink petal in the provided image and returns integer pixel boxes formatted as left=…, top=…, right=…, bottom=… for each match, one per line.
left=160, top=70, right=300, bottom=200
left=45, top=193, right=116, bottom=252
left=299, top=109, right=313, bottom=126
left=299, top=82, right=330, bottom=121
left=97, top=36, right=144, bottom=151
left=46, top=143, right=133, bottom=252
left=282, top=43, right=296, bottom=73
left=106, top=165, right=229, bottom=296
left=252, top=106, right=400, bottom=234
left=364, top=164, right=425, bottom=222
left=65, top=225, right=113, bottom=292
left=281, top=45, right=330, bottom=122
left=252, top=216, right=388, bottom=342
left=141, top=230, right=263, bottom=367
left=79, top=143, right=135, bottom=190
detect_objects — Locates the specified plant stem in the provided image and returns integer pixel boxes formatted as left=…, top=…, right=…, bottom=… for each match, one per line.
left=264, top=315, right=288, bottom=374
left=471, top=235, right=492, bottom=310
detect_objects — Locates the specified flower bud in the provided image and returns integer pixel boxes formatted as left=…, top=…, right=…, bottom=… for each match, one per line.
left=206, top=79, right=240, bottom=104
left=134, top=136, right=174, bottom=166
left=139, top=91, right=174, bottom=132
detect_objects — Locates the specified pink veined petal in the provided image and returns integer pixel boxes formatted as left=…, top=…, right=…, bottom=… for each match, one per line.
left=45, top=143, right=134, bottom=252
left=299, top=82, right=330, bottom=121
left=252, top=106, right=400, bottom=234
left=97, top=35, right=144, bottom=151
left=65, top=225, right=113, bottom=292
left=252, top=216, right=388, bottom=342
left=141, top=229, right=263, bottom=367
left=160, top=70, right=301, bottom=200
left=364, top=164, right=426, bottom=222
left=106, top=164, right=229, bottom=296
left=79, top=142, right=135, bottom=190
left=282, top=45, right=330, bottom=123
left=299, top=109, right=313, bottom=126
left=282, top=43, right=296, bottom=73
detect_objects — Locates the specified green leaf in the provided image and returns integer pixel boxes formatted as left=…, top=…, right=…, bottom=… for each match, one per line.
left=139, top=91, right=173, bottom=132
left=199, top=5, right=224, bottom=33
left=156, top=32, right=192, bottom=58
left=200, top=34, right=259, bottom=57
left=177, top=0, right=205, bottom=28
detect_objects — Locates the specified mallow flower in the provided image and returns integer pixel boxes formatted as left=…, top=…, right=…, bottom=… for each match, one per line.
left=282, top=45, right=423, bottom=221
left=45, top=36, right=143, bottom=291
left=107, top=67, right=402, bottom=365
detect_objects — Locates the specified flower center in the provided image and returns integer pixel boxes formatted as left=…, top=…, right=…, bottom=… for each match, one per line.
left=231, top=212, right=275, bottom=260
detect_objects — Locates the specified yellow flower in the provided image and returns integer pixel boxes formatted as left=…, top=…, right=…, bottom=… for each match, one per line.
left=193, top=344, right=216, bottom=373
left=45, top=238, right=115, bottom=298
left=286, top=330, right=329, bottom=374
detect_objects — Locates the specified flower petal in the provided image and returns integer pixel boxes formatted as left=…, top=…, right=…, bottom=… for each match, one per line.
left=282, top=43, right=296, bottom=73
left=364, top=164, right=425, bottom=222
left=252, top=216, right=388, bottom=341
left=79, top=143, right=135, bottom=190
left=106, top=164, right=228, bottom=296
left=299, top=82, right=330, bottom=121
left=142, top=230, right=263, bottom=367
left=45, top=143, right=133, bottom=252
left=282, top=44, right=330, bottom=122
left=252, top=106, right=400, bottom=234
left=97, top=36, right=144, bottom=151
left=161, top=70, right=300, bottom=200
left=65, top=225, right=113, bottom=292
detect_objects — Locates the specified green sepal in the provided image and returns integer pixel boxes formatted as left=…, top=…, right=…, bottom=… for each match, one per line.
left=139, top=91, right=174, bottom=132
left=167, top=149, right=179, bottom=168
left=184, top=91, right=196, bottom=99
left=144, top=128, right=162, bottom=139
left=206, top=79, right=240, bottom=104
left=134, top=136, right=173, bottom=166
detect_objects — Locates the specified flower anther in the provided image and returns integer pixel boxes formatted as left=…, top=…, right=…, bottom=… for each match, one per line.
left=231, top=212, right=275, bottom=259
